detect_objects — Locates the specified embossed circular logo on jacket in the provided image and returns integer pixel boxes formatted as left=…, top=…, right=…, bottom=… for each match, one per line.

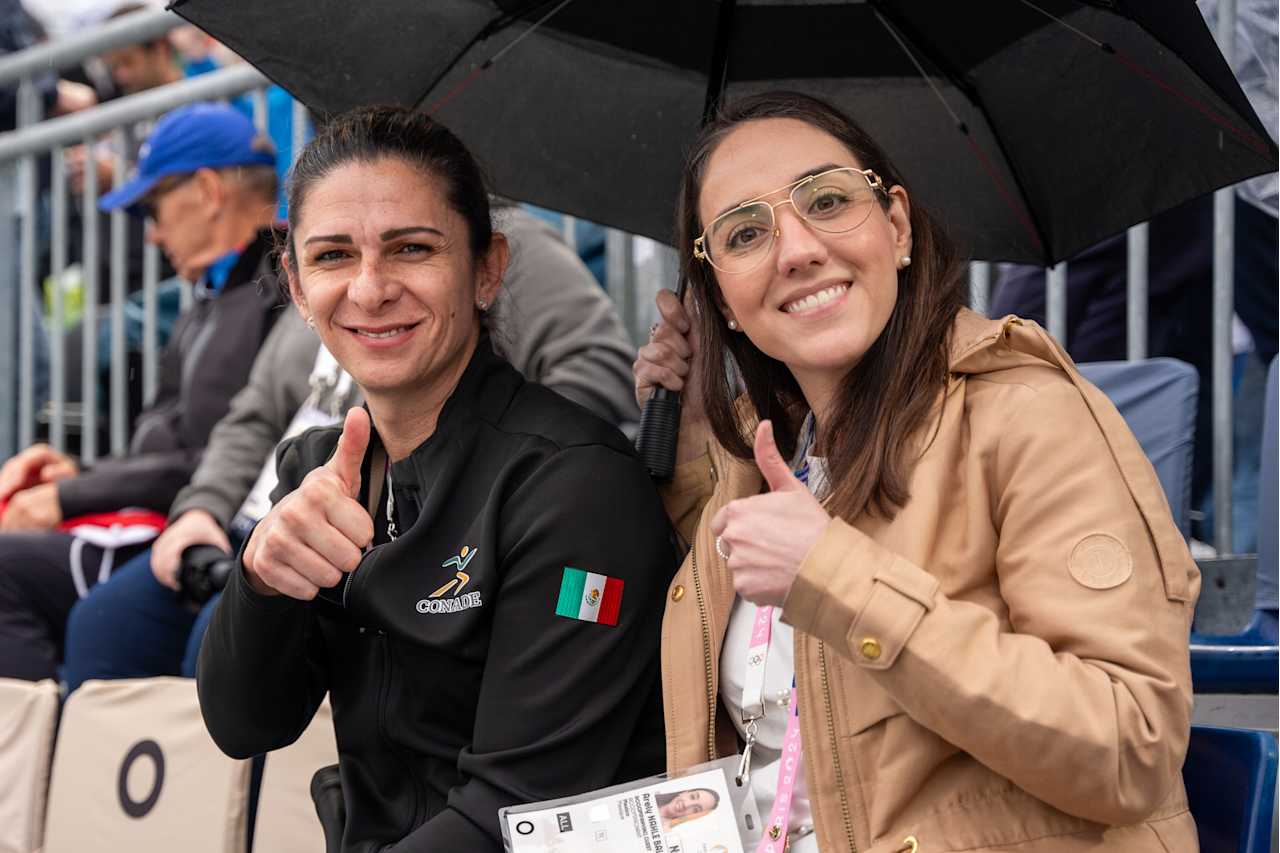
left=1068, top=533, right=1133, bottom=589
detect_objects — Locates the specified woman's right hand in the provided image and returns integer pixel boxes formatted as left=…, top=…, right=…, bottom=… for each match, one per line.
left=634, top=289, right=712, bottom=464
left=635, top=288, right=705, bottom=407
left=242, top=408, right=375, bottom=600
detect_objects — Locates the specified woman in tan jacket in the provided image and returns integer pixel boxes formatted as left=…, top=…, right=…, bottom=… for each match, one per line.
left=634, top=92, right=1200, bottom=853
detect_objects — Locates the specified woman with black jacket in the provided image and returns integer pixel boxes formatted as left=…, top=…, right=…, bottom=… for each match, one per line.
left=196, top=107, right=678, bottom=851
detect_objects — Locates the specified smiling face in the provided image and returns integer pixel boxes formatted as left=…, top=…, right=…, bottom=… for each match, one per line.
left=661, top=789, right=716, bottom=823
left=698, top=118, right=912, bottom=398
left=287, top=157, right=504, bottom=399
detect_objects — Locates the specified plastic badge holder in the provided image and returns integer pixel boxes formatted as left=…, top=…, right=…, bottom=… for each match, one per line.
left=501, top=756, right=762, bottom=852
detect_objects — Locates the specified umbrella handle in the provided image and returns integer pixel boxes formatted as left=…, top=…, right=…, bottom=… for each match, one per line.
left=635, top=386, right=682, bottom=482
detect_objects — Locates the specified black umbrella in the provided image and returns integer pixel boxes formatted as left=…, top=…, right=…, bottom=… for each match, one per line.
left=171, top=0, right=1274, bottom=266
left=170, top=0, right=1276, bottom=479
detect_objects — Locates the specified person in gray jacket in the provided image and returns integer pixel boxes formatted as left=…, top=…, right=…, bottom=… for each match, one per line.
left=62, top=203, right=640, bottom=689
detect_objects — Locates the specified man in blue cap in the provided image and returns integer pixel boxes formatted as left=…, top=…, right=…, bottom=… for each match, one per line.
left=0, top=102, right=284, bottom=682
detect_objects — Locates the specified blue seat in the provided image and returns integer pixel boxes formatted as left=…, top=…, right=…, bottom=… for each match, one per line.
left=1189, top=356, right=1279, bottom=692
left=1183, top=725, right=1278, bottom=853
left=1078, top=358, right=1198, bottom=537
left=1188, top=636, right=1279, bottom=693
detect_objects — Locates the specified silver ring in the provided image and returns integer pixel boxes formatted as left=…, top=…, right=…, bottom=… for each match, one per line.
left=648, top=322, right=661, bottom=340
left=715, top=536, right=730, bottom=561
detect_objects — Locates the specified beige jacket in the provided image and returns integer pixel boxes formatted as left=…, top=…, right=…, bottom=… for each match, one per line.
left=660, top=310, right=1200, bottom=853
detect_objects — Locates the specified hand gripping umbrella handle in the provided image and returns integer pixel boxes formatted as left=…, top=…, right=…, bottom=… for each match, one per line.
left=635, top=386, right=682, bottom=482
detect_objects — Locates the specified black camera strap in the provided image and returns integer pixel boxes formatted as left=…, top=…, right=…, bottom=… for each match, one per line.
left=364, top=444, right=388, bottom=551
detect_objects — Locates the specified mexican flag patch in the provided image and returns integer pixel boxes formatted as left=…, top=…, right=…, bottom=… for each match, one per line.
left=555, top=567, right=623, bottom=626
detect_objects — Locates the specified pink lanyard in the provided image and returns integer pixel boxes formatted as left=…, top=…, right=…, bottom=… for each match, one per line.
left=738, top=605, right=803, bottom=853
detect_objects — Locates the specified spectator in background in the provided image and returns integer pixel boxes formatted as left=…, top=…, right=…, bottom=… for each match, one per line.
left=993, top=0, right=1276, bottom=564
left=0, top=0, right=99, bottom=130
left=62, top=201, right=643, bottom=689
left=64, top=2, right=184, bottom=196
left=0, top=104, right=284, bottom=681
left=71, top=3, right=309, bottom=212
left=166, top=23, right=309, bottom=214
left=989, top=198, right=1218, bottom=527
left=1201, top=0, right=1278, bottom=637
left=0, top=0, right=100, bottom=414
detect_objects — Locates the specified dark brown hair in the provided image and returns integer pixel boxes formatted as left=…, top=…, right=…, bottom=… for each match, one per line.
left=678, top=92, right=967, bottom=520
left=285, top=106, right=492, bottom=270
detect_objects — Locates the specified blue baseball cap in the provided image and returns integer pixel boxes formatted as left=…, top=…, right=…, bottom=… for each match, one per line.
left=99, top=102, right=277, bottom=215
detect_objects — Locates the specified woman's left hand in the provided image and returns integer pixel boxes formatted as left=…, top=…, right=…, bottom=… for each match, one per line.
left=710, top=420, right=831, bottom=607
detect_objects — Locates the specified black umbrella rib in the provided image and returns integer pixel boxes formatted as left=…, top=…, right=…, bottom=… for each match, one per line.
left=702, top=0, right=739, bottom=123
left=410, top=0, right=577, bottom=114
left=872, top=1, right=1051, bottom=260
left=1021, top=0, right=1274, bottom=159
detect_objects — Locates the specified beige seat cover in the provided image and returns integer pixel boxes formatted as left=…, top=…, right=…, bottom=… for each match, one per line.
left=253, top=698, right=338, bottom=852
left=0, top=678, right=58, bottom=853
left=42, top=678, right=250, bottom=853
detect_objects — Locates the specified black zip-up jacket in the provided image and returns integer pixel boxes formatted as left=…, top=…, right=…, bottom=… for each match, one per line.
left=197, top=341, right=679, bottom=851
left=57, top=229, right=284, bottom=518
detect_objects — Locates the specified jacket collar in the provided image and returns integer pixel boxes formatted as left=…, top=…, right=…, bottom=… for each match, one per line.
left=948, top=307, right=1064, bottom=375
left=382, top=335, right=521, bottom=482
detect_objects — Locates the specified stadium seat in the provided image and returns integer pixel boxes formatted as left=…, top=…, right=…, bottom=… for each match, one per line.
left=41, top=678, right=251, bottom=853
left=1189, top=356, right=1279, bottom=692
left=1078, top=358, right=1198, bottom=537
left=0, top=678, right=59, bottom=853
left=252, top=698, right=339, bottom=852
left=1183, top=725, right=1278, bottom=853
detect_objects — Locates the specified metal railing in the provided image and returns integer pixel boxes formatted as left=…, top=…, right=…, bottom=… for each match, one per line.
left=0, top=61, right=270, bottom=463
left=0, top=6, right=184, bottom=463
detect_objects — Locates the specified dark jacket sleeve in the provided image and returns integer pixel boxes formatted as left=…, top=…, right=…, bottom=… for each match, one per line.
left=389, top=444, right=677, bottom=850
left=57, top=449, right=202, bottom=518
left=56, top=311, right=196, bottom=518
left=196, top=434, right=330, bottom=759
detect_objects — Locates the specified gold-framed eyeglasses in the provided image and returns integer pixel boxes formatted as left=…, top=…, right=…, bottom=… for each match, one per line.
left=693, top=167, right=886, bottom=274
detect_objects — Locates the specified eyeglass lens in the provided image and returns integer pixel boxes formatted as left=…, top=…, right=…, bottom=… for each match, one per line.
left=704, top=169, right=878, bottom=272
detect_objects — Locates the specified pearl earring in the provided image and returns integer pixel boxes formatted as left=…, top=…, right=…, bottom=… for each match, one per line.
left=306, top=316, right=315, bottom=329
left=477, top=299, right=488, bottom=311
left=899, top=255, right=912, bottom=269
left=727, top=319, right=738, bottom=331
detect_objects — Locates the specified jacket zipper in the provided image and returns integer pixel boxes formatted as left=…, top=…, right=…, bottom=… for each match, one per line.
left=341, top=567, right=356, bottom=606
left=690, top=549, right=717, bottom=761
left=378, top=633, right=424, bottom=830
left=819, top=639, right=858, bottom=852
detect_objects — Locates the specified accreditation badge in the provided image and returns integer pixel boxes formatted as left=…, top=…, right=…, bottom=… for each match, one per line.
left=501, top=757, right=761, bottom=853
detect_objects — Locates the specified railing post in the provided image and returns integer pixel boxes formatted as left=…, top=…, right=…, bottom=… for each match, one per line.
left=291, top=99, right=308, bottom=167
left=1046, top=262, right=1068, bottom=346
left=250, top=87, right=268, bottom=134
left=17, top=76, right=41, bottom=450
left=81, top=134, right=98, bottom=465
left=0, top=161, right=16, bottom=461
left=108, top=128, right=128, bottom=455
left=50, top=146, right=67, bottom=451
left=605, top=228, right=635, bottom=343
left=1126, top=223, right=1149, bottom=361
left=969, top=261, right=991, bottom=317
left=1212, top=0, right=1237, bottom=554
left=142, top=230, right=159, bottom=407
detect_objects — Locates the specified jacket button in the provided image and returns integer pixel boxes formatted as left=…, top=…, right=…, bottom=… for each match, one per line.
left=859, top=638, right=882, bottom=660
left=671, top=585, right=686, bottom=602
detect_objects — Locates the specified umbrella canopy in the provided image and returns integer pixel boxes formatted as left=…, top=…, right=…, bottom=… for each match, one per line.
left=170, top=0, right=1277, bottom=265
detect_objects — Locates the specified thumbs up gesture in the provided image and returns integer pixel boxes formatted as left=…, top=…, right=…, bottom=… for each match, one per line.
left=709, top=420, right=831, bottom=607
left=243, top=408, right=376, bottom=600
